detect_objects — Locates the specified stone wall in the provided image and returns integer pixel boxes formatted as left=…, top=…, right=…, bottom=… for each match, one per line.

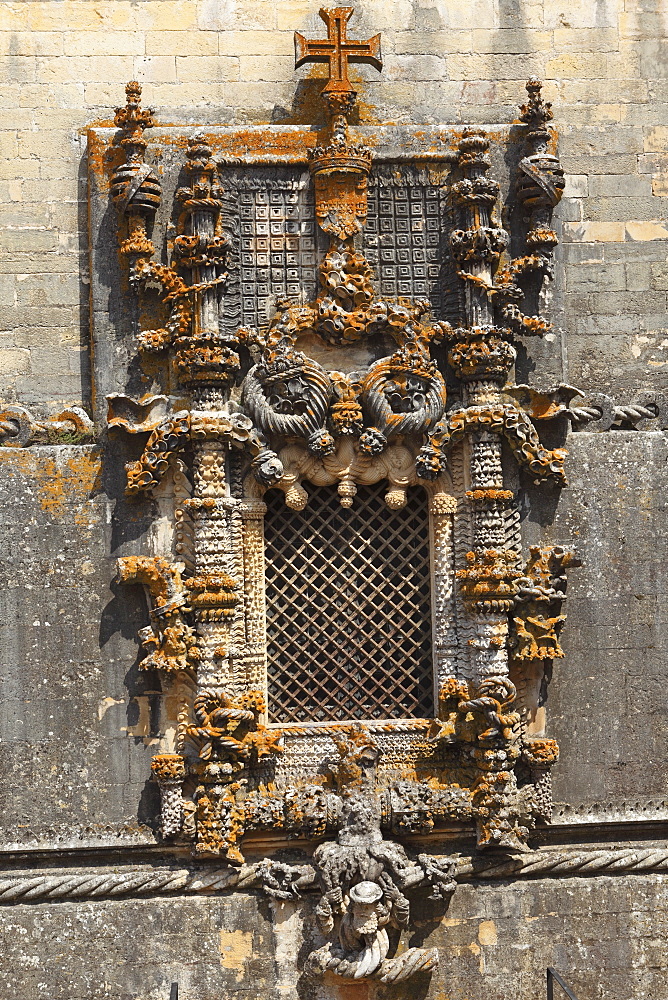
left=0, top=0, right=666, bottom=413
left=2, top=875, right=667, bottom=1000
left=2, top=432, right=667, bottom=850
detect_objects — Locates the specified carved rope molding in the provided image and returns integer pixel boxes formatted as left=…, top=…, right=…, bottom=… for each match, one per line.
left=0, top=405, right=95, bottom=447
left=1, top=848, right=668, bottom=906
left=505, top=386, right=668, bottom=432
left=2, top=390, right=665, bottom=450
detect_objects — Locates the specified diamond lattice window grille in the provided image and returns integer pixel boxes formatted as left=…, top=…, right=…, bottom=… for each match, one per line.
left=264, top=482, right=434, bottom=723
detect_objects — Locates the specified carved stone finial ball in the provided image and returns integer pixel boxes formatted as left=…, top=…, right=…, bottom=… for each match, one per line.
left=349, top=881, right=383, bottom=905
left=285, top=484, right=308, bottom=511
left=337, top=481, right=357, bottom=507
left=384, top=489, right=407, bottom=510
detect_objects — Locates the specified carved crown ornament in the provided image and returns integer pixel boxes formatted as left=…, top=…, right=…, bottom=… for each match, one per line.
left=95, top=7, right=580, bottom=988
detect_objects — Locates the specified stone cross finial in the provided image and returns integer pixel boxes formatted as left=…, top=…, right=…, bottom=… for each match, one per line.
left=294, top=6, right=382, bottom=96
left=114, top=81, right=156, bottom=153
left=519, top=76, right=554, bottom=133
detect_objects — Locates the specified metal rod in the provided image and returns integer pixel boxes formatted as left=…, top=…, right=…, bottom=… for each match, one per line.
left=547, top=967, right=580, bottom=1000
left=169, top=984, right=178, bottom=1000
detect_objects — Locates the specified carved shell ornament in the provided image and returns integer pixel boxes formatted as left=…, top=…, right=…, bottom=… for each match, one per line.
left=316, top=246, right=375, bottom=343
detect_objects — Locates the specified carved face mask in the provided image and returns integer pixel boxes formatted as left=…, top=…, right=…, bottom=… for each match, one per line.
left=348, top=881, right=384, bottom=935
left=350, top=901, right=379, bottom=936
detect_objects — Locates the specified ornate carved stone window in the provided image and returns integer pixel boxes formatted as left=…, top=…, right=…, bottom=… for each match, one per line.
left=98, top=12, right=577, bottom=987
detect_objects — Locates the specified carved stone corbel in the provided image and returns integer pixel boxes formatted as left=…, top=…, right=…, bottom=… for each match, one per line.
left=116, top=556, right=196, bottom=673
left=248, top=726, right=456, bottom=984
left=512, top=545, right=581, bottom=661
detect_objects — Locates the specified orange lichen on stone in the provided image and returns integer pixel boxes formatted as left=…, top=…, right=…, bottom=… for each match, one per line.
left=0, top=447, right=101, bottom=521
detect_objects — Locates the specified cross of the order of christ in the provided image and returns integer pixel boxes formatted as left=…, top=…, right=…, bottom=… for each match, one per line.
left=294, top=6, right=382, bottom=96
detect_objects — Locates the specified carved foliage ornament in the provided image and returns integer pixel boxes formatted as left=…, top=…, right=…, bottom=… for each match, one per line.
left=105, top=9, right=577, bottom=986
